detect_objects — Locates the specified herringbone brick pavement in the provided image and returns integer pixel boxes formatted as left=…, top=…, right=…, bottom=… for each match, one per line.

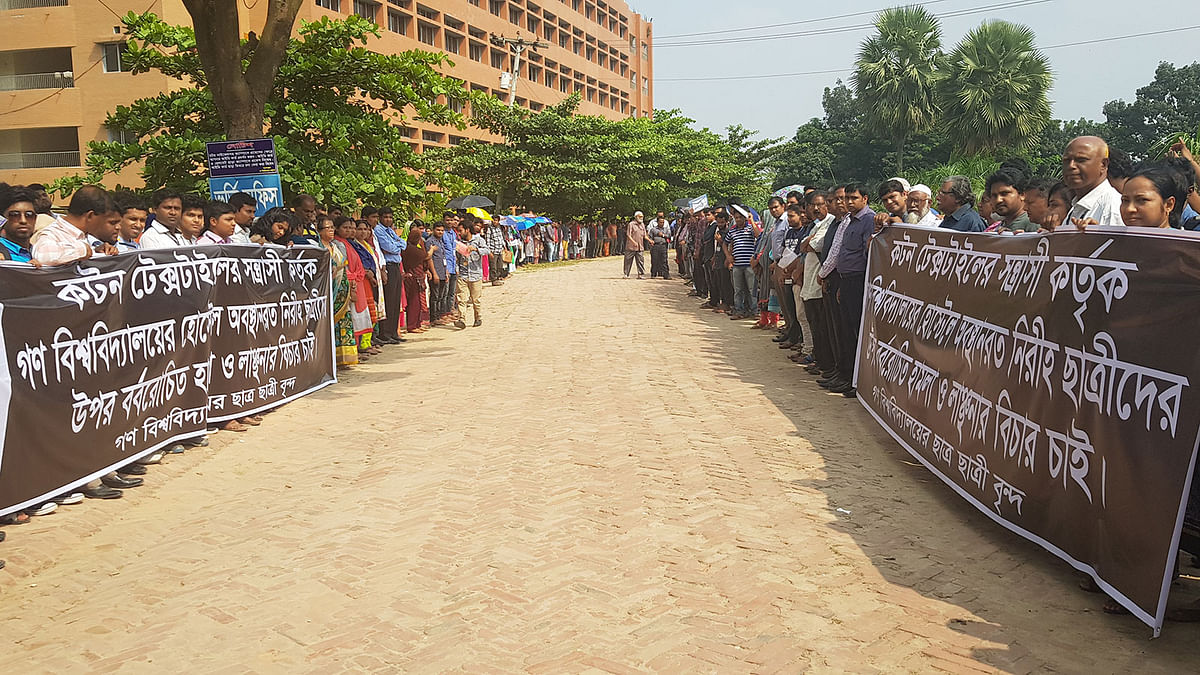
left=0, top=259, right=1196, bottom=673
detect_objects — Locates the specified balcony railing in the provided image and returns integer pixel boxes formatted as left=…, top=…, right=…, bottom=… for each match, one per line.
left=0, top=71, right=74, bottom=92
left=0, top=151, right=81, bottom=170
left=0, top=0, right=68, bottom=9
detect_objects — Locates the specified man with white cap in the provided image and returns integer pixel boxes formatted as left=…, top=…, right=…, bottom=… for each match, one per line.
left=905, top=184, right=941, bottom=228
left=623, top=211, right=652, bottom=279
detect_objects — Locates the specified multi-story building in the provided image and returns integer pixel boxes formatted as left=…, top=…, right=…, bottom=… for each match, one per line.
left=0, top=0, right=653, bottom=188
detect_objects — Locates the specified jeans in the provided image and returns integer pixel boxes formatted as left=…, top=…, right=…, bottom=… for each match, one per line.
left=623, top=249, right=645, bottom=277
left=650, top=243, right=669, bottom=278
left=730, top=265, right=755, bottom=315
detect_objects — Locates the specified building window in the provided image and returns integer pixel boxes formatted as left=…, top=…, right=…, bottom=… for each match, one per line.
left=572, top=39, right=581, bottom=55
left=490, top=49, right=505, bottom=69
left=102, top=43, right=131, bottom=73
left=417, top=21, right=438, bottom=46
left=488, top=0, right=503, bottom=16
left=315, top=0, right=339, bottom=10
left=469, top=41, right=485, bottom=61
left=559, top=77, right=569, bottom=93
left=528, top=16, right=540, bottom=33
left=545, top=72, right=557, bottom=89
left=422, top=130, right=444, bottom=143
left=387, top=10, right=409, bottom=34
left=387, top=0, right=411, bottom=6
left=444, top=33, right=462, bottom=54
left=558, top=33, right=568, bottom=48
left=527, top=65, right=541, bottom=84
left=585, top=45, right=595, bottom=61
left=107, top=126, right=136, bottom=144
left=508, top=7, right=522, bottom=24
left=642, top=44, right=648, bottom=59
left=449, top=135, right=466, bottom=145
left=415, top=3, right=437, bottom=18
left=353, top=0, right=377, bottom=21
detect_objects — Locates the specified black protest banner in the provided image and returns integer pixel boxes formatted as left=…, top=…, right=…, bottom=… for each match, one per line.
left=856, top=226, right=1200, bottom=635
left=0, top=245, right=334, bottom=516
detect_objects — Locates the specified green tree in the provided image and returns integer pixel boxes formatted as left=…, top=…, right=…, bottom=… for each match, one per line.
left=852, top=5, right=943, bottom=173
left=53, top=13, right=475, bottom=214
left=937, top=20, right=1052, bottom=155
left=1104, top=62, right=1200, bottom=158
left=438, top=97, right=767, bottom=220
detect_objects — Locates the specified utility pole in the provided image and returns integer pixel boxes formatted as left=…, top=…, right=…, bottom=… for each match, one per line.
left=490, top=33, right=548, bottom=108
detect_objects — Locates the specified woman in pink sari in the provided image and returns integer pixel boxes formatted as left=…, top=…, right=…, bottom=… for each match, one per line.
left=334, top=216, right=374, bottom=360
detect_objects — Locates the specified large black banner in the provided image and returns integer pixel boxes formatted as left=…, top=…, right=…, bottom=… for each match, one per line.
left=857, top=225, right=1200, bottom=635
left=0, top=245, right=334, bottom=516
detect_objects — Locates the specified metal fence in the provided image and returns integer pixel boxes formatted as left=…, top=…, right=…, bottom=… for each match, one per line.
left=0, top=151, right=81, bottom=170
left=0, top=71, right=74, bottom=92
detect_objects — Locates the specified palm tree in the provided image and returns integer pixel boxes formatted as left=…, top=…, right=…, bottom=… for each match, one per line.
left=852, top=6, right=943, bottom=174
left=937, top=20, right=1053, bottom=155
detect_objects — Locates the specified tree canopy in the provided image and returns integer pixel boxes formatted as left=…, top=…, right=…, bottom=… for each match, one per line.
left=53, top=14, right=475, bottom=215
left=434, top=96, right=770, bottom=220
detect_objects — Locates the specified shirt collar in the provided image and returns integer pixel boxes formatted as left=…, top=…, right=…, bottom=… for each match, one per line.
left=951, top=204, right=974, bottom=220
left=1073, top=180, right=1119, bottom=210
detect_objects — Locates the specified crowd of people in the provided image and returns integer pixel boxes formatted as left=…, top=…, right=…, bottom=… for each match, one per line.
left=619, top=133, right=1200, bottom=620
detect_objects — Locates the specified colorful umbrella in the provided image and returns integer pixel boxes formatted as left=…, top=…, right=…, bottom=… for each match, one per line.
left=466, top=207, right=493, bottom=221
left=773, top=184, right=805, bottom=199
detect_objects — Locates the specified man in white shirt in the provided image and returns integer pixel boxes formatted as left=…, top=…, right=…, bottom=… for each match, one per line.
left=140, top=189, right=189, bottom=249
left=1062, top=136, right=1124, bottom=228
left=797, top=190, right=836, bottom=377
left=227, top=191, right=256, bottom=244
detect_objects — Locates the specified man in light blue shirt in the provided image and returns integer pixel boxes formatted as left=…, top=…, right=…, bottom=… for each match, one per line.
left=369, top=206, right=407, bottom=342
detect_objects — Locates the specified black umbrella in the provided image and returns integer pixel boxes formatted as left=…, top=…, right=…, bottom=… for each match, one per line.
left=447, top=195, right=495, bottom=209
left=672, top=198, right=691, bottom=208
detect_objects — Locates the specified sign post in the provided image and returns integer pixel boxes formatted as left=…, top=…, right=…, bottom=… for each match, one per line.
left=205, top=139, right=283, bottom=216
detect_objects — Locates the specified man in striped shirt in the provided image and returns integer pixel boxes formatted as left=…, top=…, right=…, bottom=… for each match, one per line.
left=722, top=205, right=762, bottom=319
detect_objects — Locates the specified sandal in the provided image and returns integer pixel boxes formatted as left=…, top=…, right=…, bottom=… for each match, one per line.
left=220, top=420, right=249, bottom=432
left=0, top=512, right=31, bottom=525
left=238, top=416, right=261, bottom=426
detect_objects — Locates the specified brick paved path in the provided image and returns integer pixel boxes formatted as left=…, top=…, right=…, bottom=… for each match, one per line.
left=2, top=259, right=1197, bottom=673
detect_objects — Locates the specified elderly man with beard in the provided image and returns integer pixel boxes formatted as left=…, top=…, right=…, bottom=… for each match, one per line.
left=904, top=184, right=940, bottom=227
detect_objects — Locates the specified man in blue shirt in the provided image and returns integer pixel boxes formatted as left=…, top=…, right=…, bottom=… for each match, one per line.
left=368, top=206, right=407, bottom=343
left=936, top=176, right=987, bottom=232
left=0, top=186, right=38, bottom=263
left=439, top=211, right=461, bottom=324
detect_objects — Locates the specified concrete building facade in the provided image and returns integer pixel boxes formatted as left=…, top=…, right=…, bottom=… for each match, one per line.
left=0, top=0, right=653, bottom=188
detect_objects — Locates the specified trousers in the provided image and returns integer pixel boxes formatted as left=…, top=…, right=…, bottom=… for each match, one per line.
left=779, top=280, right=802, bottom=344
left=623, top=249, right=645, bottom=277
left=838, top=272, right=866, bottom=386
left=803, top=296, right=834, bottom=374
left=730, top=265, right=755, bottom=315
left=457, top=278, right=482, bottom=322
left=380, top=261, right=403, bottom=338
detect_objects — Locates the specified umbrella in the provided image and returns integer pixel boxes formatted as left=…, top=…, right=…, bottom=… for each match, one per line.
left=773, top=184, right=805, bottom=199
left=446, top=195, right=496, bottom=209
left=466, top=207, right=493, bottom=220
left=672, top=198, right=691, bottom=208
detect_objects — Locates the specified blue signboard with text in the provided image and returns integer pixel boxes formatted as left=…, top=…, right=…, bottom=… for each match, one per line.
left=205, top=138, right=282, bottom=216
left=208, top=173, right=283, bottom=218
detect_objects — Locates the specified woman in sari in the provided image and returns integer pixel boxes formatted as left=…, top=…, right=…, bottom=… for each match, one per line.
left=347, top=220, right=380, bottom=357
left=401, top=221, right=433, bottom=333
left=333, top=216, right=373, bottom=362
left=322, top=216, right=358, bottom=368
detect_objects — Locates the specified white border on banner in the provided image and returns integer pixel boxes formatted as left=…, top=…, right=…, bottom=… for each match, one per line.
left=0, top=305, right=9, bottom=474
left=853, top=224, right=1200, bottom=637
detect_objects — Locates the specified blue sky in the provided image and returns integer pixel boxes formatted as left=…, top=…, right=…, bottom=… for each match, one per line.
left=642, top=0, right=1200, bottom=140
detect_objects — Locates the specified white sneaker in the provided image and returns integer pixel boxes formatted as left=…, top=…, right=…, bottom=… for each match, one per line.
left=54, top=492, right=85, bottom=505
left=137, top=451, right=165, bottom=465
left=29, top=502, right=57, bottom=516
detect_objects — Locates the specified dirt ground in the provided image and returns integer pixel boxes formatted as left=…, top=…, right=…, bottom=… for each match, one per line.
left=0, top=258, right=1197, bottom=673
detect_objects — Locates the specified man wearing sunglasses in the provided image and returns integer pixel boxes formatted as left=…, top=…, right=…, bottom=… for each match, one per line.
left=0, top=186, right=39, bottom=264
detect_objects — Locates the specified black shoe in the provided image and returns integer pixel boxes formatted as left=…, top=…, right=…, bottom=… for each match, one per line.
left=830, top=382, right=854, bottom=394
left=83, top=485, right=123, bottom=499
left=454, top=319, right=467, bottom=329
left=473, top=320, right=482, bottom=327
left=805, top=365, right=822, bottom=375
left=102, top=475, right=143, bottom=489
left=117, top=463, right=147, bottom=476
left=820, top=378, right=847, bottom=390
left=395, top=336, right=407, bottom=342
left=779, top=342, right=798, bottom=349
left=842, top=387, right=858, bottom=398
left=772, top=335, right=787, bottom=343
left=817, top=376, right=838, bottom=386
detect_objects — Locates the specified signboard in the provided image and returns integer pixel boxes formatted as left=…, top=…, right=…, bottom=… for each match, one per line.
left=205, top=139, right=278, bottom=178
left=206, top=138, right=283, bottom=217
left=856, top=225, right=1200, bottom=636
left=688, top=194, right=709, bottom=212
left=0, top=245, right=335, bottom=516
left=208, top=173, right=283, bottom=218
